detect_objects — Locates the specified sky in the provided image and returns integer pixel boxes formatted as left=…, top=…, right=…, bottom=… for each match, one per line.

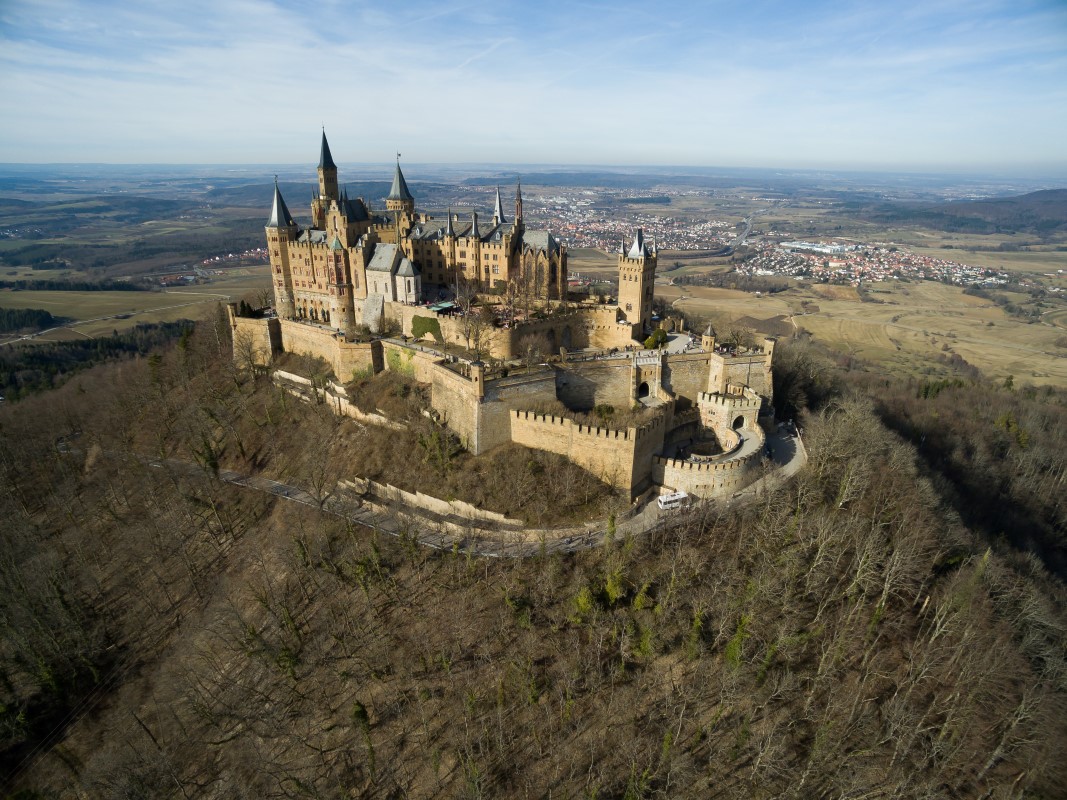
left=1, top=0, right=1065, bottom=173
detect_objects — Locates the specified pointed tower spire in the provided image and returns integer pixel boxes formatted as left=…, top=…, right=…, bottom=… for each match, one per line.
left=266, top=178, right=295, bottom=228
left=317, top=129, right=338, bottom=202
left=627, top=228, right=648, bottom=259
left=515, top=177, right=523, bottom=223
left=386, top=155, right=415, bottom=216
left=492, top=186, right=507, bottom=225
left=387, top=159, right=413, bottom=202
left=318, top=129, right=337, bottom=170
left=445, top=207, right=455, bottom=238
left=469, top=212, right=480, bottom=240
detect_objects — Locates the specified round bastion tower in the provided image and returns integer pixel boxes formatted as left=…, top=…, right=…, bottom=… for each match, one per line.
left=265, top=178, right=298, bottom=319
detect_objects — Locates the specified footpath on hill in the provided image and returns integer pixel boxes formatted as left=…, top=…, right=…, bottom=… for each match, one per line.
left=146, top=425, right=805, bottom=558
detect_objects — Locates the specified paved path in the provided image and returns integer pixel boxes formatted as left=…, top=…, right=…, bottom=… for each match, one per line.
left=136, top=423, right=805, bottom=558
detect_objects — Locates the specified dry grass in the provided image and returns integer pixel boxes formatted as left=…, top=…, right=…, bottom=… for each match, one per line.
left=656, top=275, right=1067, bottom=387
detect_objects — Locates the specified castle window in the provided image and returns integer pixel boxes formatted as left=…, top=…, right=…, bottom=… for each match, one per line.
left=626, top=303, right=632, bottom=311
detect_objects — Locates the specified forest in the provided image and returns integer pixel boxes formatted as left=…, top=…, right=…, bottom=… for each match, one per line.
left=0, top=310, right=1065, bottom=798
left=0, top=308, right=56, bottom=334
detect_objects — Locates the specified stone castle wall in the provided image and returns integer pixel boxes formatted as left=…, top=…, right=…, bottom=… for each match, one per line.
left=477, top=371, right=560, bottom=453
left=229, top=312, right=277, bottom=367
left=555, top=360, right=634, bottom=410
left=509, top=408, right=667, bottom=495
left=429, top=363, right=483, bottom=451
left=707, top=346, right=774, bottom=400
left=651, top=445, right=762, bottom=499
left=699, top=385, right=762, bottom=433
left=662, top=353, right=712, bottom=409
left=278, top=319, right=381, bottom=380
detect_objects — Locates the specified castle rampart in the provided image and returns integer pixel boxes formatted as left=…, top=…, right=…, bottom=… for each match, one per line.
left=508, top=407, right=667, bottom=496
left=650, top=421, right=765, bottom=499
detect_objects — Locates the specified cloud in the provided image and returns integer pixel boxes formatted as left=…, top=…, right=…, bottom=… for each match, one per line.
left=0, top=0, right=1064, bottom=169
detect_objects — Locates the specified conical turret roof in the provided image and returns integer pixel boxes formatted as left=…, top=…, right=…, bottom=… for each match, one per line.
left=445, top=207, right=455, bottom=237
left=266, top=180, right=295, bottom=228
left=387, top=161, right=414, bottom=202
left=493, top=186, right=507, bottom=225
left=318, top=130, right=337, bottom=170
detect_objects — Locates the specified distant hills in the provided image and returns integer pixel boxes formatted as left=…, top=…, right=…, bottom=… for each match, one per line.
left=840, top=188, right=1067, bottom=236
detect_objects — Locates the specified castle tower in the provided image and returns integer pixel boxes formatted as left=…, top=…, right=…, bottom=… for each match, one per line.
left=617, top=228, right=657, bottom=332
left=468, top=212, right=483, bottom=285
left=266, top=179, right=299, bottom=319
left=515, top=178, right=524, bottom=227
left=701, top=323, right=716, bottom=351
left=317, top=129, right=339, bottom=201
left=386, top=158, right=415, bottom=216
left=311, top=130, right=339, bottom=229
left=327, top=235, right=356, bottom=337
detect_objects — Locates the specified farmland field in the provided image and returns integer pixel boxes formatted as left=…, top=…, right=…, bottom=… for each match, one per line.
left=0, top=266, right=271, bottom=342
left=658, top=279, right=1067, bottom=387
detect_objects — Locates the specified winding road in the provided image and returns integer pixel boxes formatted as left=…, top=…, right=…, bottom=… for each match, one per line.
left=138, top=426, right=806, bottom=559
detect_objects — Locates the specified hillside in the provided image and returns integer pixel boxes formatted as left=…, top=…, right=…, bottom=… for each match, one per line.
left=1, top=324, right=1066, bottom=797
left=840, top=188, right=1067, bottom=236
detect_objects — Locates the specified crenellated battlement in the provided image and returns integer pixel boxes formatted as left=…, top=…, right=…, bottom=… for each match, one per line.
left=652, top=455, right=750, bottom=473
left=699, top=390, right=761, bottom=411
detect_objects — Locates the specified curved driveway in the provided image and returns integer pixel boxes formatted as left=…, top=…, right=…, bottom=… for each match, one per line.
left=171, top=426, right=806, bottom=558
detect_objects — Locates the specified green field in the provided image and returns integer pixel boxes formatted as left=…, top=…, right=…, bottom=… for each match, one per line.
left=0, top=266, right=271, bottom=342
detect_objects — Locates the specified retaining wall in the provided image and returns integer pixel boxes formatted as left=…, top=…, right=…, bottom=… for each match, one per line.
left=509, top=408, right=667, bottom=496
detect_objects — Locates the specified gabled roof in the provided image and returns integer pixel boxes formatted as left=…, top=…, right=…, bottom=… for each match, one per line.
left=318, top=130, right=337, bottom=171
left=387, top=162, right=414, bottom=202
left=329, top=236, right=344, bottom=251
left=266, top=181, right=296, bottom=228
left=366, top=242, right=399, bottom=272
left=520, top=229, right=561, bottom=254
left=395, top=257, right=419, bottom=277
left=343, top=194, right=370, bottom=222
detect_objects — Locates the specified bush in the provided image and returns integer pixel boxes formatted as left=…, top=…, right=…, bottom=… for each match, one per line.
left=411, top=315, right=443, bottom=343
left=643, top=329, right=668, bottom=349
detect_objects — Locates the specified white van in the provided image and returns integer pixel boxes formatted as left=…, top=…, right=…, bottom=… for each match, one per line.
left=657, top=491, right=690, bottom=511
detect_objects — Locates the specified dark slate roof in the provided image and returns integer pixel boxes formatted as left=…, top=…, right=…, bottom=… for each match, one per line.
left=387, top=163, right=414, bottom=202
left=627, top=228, right=651, bottom=259
left=319, top=130, right=337, bottom=170
left=343, top=195, right=370, bottom=222
left=329, top=236, right=344, bottom=251
left=366, top=243, right=399, bottom=272
left=395, top=257, right=419, bottom=277
left=266, top=182, right=296, bottom=228
left=520, top=229, right=560, bottom=254
left=409, top=219, right=450, bottom=240
left=410, top=214, right=516, bottom=243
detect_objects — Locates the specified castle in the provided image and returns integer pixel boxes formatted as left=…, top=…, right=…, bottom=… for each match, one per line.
left=233, top=133, right=778, bottom=504
left=266, top=131, right=567, bottom=336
